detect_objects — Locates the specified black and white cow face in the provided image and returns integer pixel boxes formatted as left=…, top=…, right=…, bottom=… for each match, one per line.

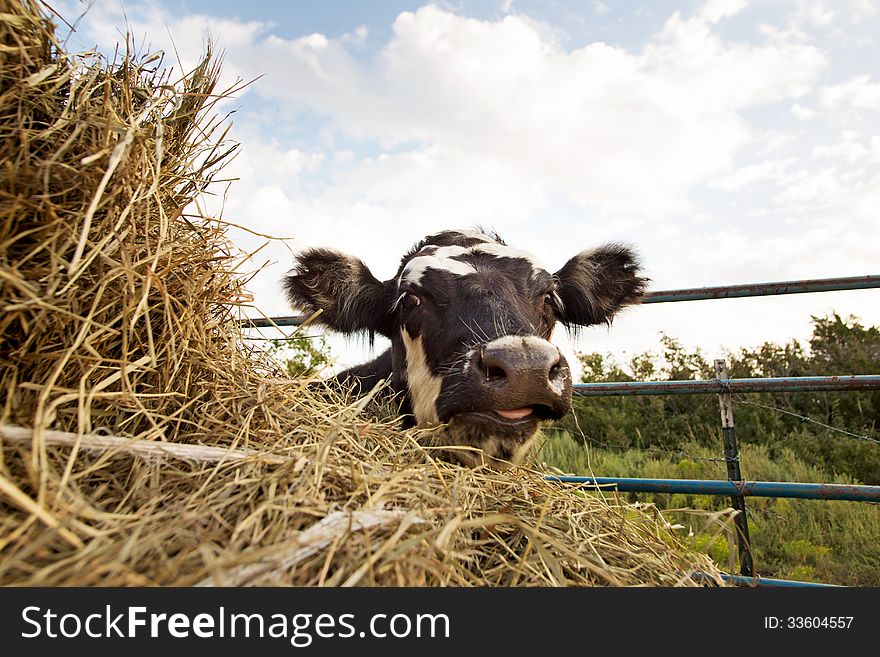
left=284, top=229, right=646, bottom=469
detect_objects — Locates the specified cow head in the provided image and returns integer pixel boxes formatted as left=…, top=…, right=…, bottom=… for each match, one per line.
left=283, top=229, right=646, bottom=468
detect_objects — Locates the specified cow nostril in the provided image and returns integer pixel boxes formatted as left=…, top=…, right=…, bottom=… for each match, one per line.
left=485, top=365, right=507, bottom=382
left=548, top=361, right=563, bottom=381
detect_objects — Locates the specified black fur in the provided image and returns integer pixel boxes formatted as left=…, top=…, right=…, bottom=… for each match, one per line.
left=282, top=248, right=395, bottom=344
left=554, top=243, right=648, bottom=330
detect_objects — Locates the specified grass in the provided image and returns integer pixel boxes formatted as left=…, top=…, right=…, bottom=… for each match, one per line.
left=539, top=429, right=880, bottom=585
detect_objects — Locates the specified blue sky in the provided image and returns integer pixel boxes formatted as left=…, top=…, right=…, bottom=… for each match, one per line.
left=55, top=0, right=880, bottom=371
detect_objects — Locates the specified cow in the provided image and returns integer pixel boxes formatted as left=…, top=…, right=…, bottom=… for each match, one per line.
left=283, top=229, right=646, bottom=469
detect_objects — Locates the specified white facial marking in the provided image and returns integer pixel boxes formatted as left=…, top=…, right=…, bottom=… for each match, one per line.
left=400, top=239, right=551, bottom=287
left=463, top=348, right=476, bottom=375
left=470, top=242, right=547, bottom=275
left=401, top=329, right=443, bottom=425
left=424, top=245, right=469, bottom=257
left=549, top=325, right=582, bottom=384
left=401, top=245, right=477, bottom=285
left=482, top=334, right=556, bottom=353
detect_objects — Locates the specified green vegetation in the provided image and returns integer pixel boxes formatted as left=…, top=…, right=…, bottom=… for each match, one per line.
left=540, top=434, right=880, bottom=585
left=541, top=314, right=880, bottom=585
left=268, top=334, right=332, bottom=377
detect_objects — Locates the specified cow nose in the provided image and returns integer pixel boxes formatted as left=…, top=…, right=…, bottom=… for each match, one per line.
left=471, top=336, right=572, bottom=413
left=479, top=340, right=564, bottom=386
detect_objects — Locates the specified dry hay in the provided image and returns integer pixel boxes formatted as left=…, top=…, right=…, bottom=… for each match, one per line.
left=0, top=0, right=727, bottom=586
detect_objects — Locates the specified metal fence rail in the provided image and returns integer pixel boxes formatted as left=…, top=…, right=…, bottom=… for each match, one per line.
left=546, top=477, right=880, bottom=502
left=573, top=375, right=880, bottom=396
left=695, top=573, right=841, bottom=588
left=242, top=315, right=305, bottom=329
left=641, top=274, right=880, bottom=303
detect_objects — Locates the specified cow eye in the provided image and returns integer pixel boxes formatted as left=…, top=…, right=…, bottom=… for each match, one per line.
left=402, top=292, right=421, bottom=311
left=543, top=293, right=555, bottom=306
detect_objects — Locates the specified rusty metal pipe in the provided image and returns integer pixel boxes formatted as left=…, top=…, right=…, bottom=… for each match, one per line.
left=573, top=375, right=880, bottom=396
left=641, top=274, right=880, bottom=304
left=546, top=476, right=880, bottom=502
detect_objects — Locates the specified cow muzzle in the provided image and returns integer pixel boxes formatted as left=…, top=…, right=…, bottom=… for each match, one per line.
left=431, top=335, right=572, bottom=468
left=467, top=335, right=572, bottom=423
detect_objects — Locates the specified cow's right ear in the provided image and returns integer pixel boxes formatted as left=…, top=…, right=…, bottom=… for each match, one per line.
left=283, top=248, right=394, bottom=338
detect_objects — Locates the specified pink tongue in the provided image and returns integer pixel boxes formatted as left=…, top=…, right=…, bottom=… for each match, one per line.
left=495, top=407, right=534, bottom=420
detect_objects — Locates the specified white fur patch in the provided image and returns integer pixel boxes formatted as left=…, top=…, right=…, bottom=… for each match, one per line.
left=400, top=241, right=549, bottom=286
left=549, top=325, right=582, bottom=383
left=401, top=246, right=476, bottom=285
left=482, top=334, right=556, bottom=354
left=470, top=242, right=547, bottom=274
left=401, top=329, right=443, bottom=425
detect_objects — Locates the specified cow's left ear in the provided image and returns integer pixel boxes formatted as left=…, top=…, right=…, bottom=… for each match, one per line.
left=553, top=243, right=648, bottom=328
left=283, top=248, right=395, bottom=339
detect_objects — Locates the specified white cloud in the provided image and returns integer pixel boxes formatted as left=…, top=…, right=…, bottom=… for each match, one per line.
left=772, top=167, right=848, bottom=208
left=791, top=102, right=817, bottom=120
left=341, top=25, right=369, bottom=45
left=698, top=0, right=749, bottom=24
left=758, top=131, right=797, bottom=153
left=810, top=132, right=880, bottom=163
left=821, top=75, right=880, bottom=110
left=791, top=0, right=836, bottom=27
left=709, top=158, right=795, bottom=191
left=846, top=0, right=877, bottom=21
